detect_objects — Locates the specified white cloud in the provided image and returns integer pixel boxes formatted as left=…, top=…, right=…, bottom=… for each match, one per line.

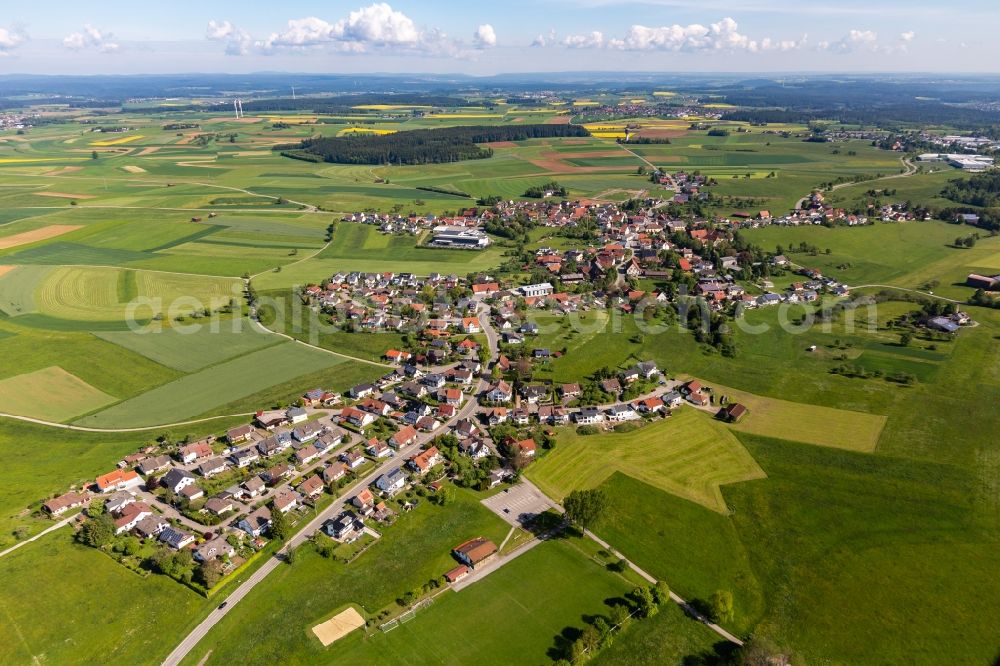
left=206, top=19, right=252, bottom=56
left=760, top=35, right=807, bottom=52
left=821, top=28, right=896, bottom=54
left=563, top=31, right=605, bottom=49
left=63, top=24, right=118, bottom=53
left=562, top=18, right=804, bottom=54
left=206, top=20, right=234, bottom=41
left=473, top=24, right=496, bottom=49
left=531, top=29, right=557, bottom=48
left=257, top=3, right=424, bottom=53
left=900, top=31, right=915, bottom=42
left=0, top=27, right=26, bottom=54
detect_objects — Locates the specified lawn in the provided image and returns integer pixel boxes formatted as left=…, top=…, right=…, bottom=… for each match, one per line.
left=0, top=533, right=207, bottom=665
left=0, top=365, right=116, bottom=421
left=591, top=473, right=764, bottom=634
left=592, top=603, right=734, bottom=666
left=526, top=409, right=766, bottom=513
left=723, top=433, right=1000, bottom=665
left=73, top=341, right=350, bottom=427
left=689, top=378, right=887, bottom=452
left=330, top=539, right=639, bottom=665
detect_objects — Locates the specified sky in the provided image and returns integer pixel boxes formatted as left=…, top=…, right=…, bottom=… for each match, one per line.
left=0, top=0, right=995, bottom=75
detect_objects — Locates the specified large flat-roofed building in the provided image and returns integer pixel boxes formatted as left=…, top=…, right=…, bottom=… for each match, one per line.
left=431, top=225, right=491, bottom=249
left=516, top=282, right=554, bottom=298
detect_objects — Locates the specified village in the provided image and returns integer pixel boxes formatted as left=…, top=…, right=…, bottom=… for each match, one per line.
left=42, top=277, right=750, bottom=610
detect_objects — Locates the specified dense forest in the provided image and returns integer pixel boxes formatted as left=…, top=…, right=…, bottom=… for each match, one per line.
left=721, top=103, right=1000, bottom=129
left=941, top=171, right=1000, bottom=208
left=286, top=124, right=589, bottom=165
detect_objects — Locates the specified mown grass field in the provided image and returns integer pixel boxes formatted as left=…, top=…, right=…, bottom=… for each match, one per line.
left=328, top=539, right=643, bottom=665
left=592, top=473, right=764, bottom=635
left=527, top=409, right=766, bottom=513
left=95, top=324, right=279, bottom=372
left=0, top=365, right=116, bottom=421
left=74, top=341, right=358, bottom=427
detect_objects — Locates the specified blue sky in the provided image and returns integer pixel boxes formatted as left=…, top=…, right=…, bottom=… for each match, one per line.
left=0, top=0, right=994, bottom=74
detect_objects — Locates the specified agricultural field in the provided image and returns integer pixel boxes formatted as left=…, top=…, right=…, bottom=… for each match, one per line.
left=527, top=409, right=767, bottom=513
left=94, top=324, right=280, bottom=372
left=744, top=219, right=1000, bottom=297
left=0, top=365, right=116, bottom=421
left=74, top=341, right=374, bottom=428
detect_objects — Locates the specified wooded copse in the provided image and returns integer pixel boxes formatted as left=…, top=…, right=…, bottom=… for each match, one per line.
left=283, top=124, right=590, bottom=165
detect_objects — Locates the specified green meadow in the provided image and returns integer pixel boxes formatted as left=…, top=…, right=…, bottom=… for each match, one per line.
left=527, top=409, right=766, bottom=513
left=73, top=341, right=363, bottom=427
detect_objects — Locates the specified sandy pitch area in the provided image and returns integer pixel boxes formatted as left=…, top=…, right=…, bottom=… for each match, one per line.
left=0, top=265, right=16, bottom=278
left=312, top=607, right=365, bottom=646
left=0, top=225, right=83, bottom=249
left=122, top=165, right=147, bottom=173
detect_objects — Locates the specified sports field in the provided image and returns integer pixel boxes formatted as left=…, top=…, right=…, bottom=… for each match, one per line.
left=74, top=342, right=353, bottom=427
left=527, top=409, right=766, bottom=513
left=329, top=540, right=647, bottom=665
left=311, top=606, right=365, bottom=646
left=0, top=366, right=116, bottom=421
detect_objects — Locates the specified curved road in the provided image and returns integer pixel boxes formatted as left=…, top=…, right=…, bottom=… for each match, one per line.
left=795, top=157, right=916, bottom=210
left=0, top=411, right=255, bottom=433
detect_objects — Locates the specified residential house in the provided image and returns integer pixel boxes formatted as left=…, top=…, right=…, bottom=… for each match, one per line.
left=298, top=474, right=325, bottom=499
left=323, top=463, right=348, bottom=484
left=272, top=490, right=300, bottom=514
left=238, top=506, right=272, bottom=538
left=42, top=492, right=87, bottom=516
left=294, top=445, right=321, bottom=467
left=96, top=469, right=143, bottom=493
left=231, top=447, right=260, bottom=469
left=159, top=527, right=195, bottom=550
left=352, top=487, right=375, bottom=512
left=389, top=425, right=418, bottom=449
left=575, top=407, right=605, bottom=425
left=197, top=458, right=228, bottom=478
left=137, top=455, right=172, bottom=476
left=286, top=406, right=308, bottom=424
left=486, top=381, right=513, bottom=403
left=341, top=407, right=377, bottom=428
left=194, top=537, right=235, bottom=563
left=323, top=511, right=364, bottom=542
left=409, top=446, right=443, bottom=474
left=292, top=421, right=326, bottom=443
left=241, top=475, right=266, bottom=499
left=376, top=468, right=407, bottom=495
left=133, top=515, right=170, bottom=539
left=226, top=424, right=255, bottom=444
left=367, top=439, right=393, bottom=458
left=204, top=497, right=234, bottom=516
left=607, top=404, right=639, bottom=422
left=178, top=439, right=214, bottom=464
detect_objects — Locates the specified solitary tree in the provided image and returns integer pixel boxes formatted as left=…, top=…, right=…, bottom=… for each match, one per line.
left=269, top=507, right=289, bottom=541
left=563, top=488, right=608, bottom=531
